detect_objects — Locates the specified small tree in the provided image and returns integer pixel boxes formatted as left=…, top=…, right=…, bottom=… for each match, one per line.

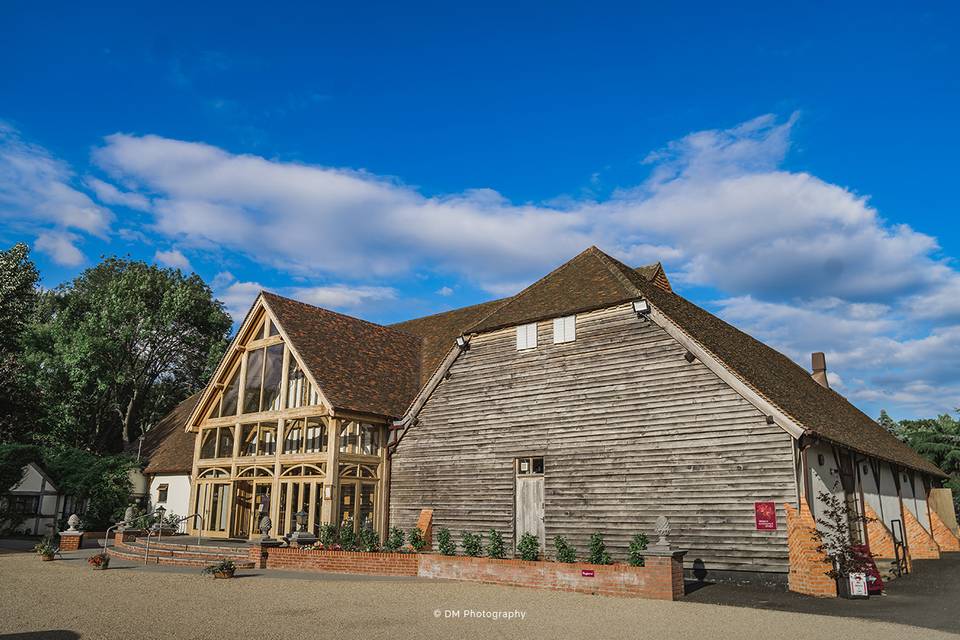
left=318, top=523, right=338, bottom=547
left=408, top=527, right=426, bottom=552
left=486, top=529, right=506, bottom=559
left=359, top=526, right=380, bottom=552
left=338, top=523, right=358, bottom=551
left=588, top=531, right=612, bottom=565
left=461, top=531, right=483, bottom=557
left=812, top=489, right=873, bottom=580
left=554, top=535, right=577, bottom=563
left=384, top=526, right=405, bottom=552
left=437, top=527, right=456, bottom=556
left=628, top=533, right=649, bottom=567
left=517, top=533, right=540, bottom=561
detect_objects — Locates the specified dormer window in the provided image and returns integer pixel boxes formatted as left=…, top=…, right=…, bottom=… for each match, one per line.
left=553, top=315, right=576, bottom=344
left=516, top=322, right=538, bottom=350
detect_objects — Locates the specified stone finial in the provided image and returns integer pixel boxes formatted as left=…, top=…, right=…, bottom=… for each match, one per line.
left=259, top=514, right=273, bottom=540
left=67, top=514, right=81, bottom=532
left=654, top=515, right=671, bottom=549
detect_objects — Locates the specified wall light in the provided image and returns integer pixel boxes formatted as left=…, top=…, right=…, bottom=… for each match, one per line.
left=632, top=298, right=651, bottom=319
left=456, top=335, right=469, bottom=350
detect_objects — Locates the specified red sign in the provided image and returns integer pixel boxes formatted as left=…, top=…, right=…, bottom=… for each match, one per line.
left=754, top=501, right=777, bottom=530
left=581, top=569, right=595, bottom=577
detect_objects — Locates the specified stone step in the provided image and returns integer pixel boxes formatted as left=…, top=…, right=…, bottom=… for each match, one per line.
left=132, top=537, right=248, bottom=554
left=108, top=545, right=255, bottom=569
left=120, top=542, right=250, bottom=562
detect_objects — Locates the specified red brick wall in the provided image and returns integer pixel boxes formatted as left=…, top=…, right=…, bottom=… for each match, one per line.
left=785, top=503, right=837, bottom=597
left=59, top=532, right=82, bottom=552
left=864, top=504, right=896, bottom=559
left=903, top=507, right=940, bottom=560
left=416, top=554, right=685, bottom=600
left=251, top=546, right=419, bottom=576
left=930, top=509, right=960, bottom=553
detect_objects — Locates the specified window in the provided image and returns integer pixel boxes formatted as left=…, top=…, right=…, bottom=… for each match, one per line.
left=10, top=495, right=40, bottom=515
left=240, top=422, right=277, bottom=456
left=157, top=484, right=169, bottom=503
left=283, top=417, right=327, bottom=455
left=517, top=456, right=544, bottom=475
left=516, top=322, right=538, bottom=350
left=287, top=359, right=320, bottom=409
left=199, top=426, right=234, bottom=459
left=339, top=421, right=380, bottom=456
left=242, top=344, right=285, bottom=414
left=553, top=315, right=576, bottom=344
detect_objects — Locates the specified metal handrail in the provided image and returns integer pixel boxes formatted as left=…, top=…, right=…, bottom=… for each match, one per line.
left=103, top=519, right=136, bottom=552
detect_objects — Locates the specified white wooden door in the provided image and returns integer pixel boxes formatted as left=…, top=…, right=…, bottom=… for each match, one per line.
left=515, top=475, right=545, bottom=551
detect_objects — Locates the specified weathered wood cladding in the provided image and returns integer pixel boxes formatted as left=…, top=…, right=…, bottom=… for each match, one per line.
left=390, top=303, right=797, bottom=573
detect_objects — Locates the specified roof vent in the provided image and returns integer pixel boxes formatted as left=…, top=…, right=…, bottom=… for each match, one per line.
left=811, top=352, right=830, bottom=389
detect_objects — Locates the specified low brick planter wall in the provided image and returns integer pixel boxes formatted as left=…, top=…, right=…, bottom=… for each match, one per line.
left=417, top=552, right=686, bottom=600
left=251, top=545, right=419, bottom=576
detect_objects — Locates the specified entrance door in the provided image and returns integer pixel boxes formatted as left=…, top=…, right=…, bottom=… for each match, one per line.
left=515, top=457, right=545, bottom=551
left=233, top=481, right=253, bottom=538
left=195, top=482, right=231, bottom=538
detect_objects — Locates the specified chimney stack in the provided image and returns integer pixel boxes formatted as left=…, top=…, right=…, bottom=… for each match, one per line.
left=811, top=352, right=829, bottom=389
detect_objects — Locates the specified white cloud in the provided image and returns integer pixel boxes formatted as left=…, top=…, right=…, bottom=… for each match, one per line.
left=436, top=286, right=454, bottom=297
left=0, top=123, right=113, bottom=246
left=34, top=230, right=86, bottom=266
left=70, top=113, right=960, bottom=415
left=154, top=248, right=192, bottom=271
left=212, top=272, right=397, bottom=324
left=86, top=176, right=150, bottom=210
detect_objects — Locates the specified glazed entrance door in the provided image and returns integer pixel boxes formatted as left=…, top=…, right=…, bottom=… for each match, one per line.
left=278, top=480, right=323, bottom=537
left=232, top=481, right=253, bottom=538
left=195, top=482, right=231, bottom=538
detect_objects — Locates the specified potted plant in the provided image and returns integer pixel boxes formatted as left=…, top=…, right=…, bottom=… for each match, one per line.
left=202, top=558, right=237, bottom=579
left=34, top=536, right=57, bottom=561
left=813, top=489, right=874, bottom=598
left=88, top=552, right=110, bottom=570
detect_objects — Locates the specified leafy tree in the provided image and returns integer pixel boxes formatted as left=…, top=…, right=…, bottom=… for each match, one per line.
left=553, top=535, right=577, bottom=563
left=0, top=244, right=40, bottom=444
left=879, top=410, right=960, bottom=513
left=628, top=532, right=649, bottom=567
left=813, top=488, right=873, bottom=580
left=27, top=257, right=231, bottom=451
left=436, top=527, right=456, bottom=556
left=517, top=532, right=540, bottom=561
left=486, top=529, right=506, bottom=559
left=587, top=531, right=612, bottom=565
left=877, top=410, right=900, bottom=437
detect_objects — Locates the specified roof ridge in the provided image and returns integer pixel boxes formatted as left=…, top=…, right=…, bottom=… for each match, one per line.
left=589, top=249, right=645, bottom=298
left=388, top=296, right=510, bottom=328
left=464, top=246, right=604, bottom=334
left=261, top=290, right=407, bottom=336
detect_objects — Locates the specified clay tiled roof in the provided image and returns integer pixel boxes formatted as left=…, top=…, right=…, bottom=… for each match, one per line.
left=142, top=393, right=201, bottom=474
left=389, top=299, right=506, bottom=386
left=262, top=292, right=421, bottom=418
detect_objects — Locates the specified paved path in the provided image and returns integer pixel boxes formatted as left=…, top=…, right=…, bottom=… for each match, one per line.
left=0, top=548, right=955, bottom=640
left=686, top=552, right=960, bottom=635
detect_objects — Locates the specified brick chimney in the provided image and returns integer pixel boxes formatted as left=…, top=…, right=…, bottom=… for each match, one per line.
left=811, top=352, right=829, bottom=389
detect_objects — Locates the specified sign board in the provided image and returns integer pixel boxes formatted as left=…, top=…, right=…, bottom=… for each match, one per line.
left=581, top=569, right=595, bottom=577
left=848, top=573, right=868, bottom=597
left=754, top=501, right=777, bottom=530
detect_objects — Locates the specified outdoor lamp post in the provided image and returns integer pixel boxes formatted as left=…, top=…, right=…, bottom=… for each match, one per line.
left=155, top=505, right=167, bottom=543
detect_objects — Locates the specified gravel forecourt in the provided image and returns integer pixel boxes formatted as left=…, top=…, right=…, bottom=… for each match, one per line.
left=0, top=551, right=954, bottom=640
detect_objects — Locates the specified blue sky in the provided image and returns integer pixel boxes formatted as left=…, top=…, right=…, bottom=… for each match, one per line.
left=2, top=2, right=959, bottom=419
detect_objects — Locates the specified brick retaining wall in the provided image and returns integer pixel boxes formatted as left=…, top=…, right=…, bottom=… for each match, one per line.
left=250, top=546, right=419, bottom=576
left=416, top=553, right=685, bottom=600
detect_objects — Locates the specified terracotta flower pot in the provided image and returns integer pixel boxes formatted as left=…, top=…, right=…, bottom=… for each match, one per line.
left=213, top=569, right=235, bottom=579
left=40, top=553, right=55, bottom=561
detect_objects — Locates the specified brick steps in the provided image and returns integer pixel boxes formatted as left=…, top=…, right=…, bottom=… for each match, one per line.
left=108, top=541, right=254, bottom=568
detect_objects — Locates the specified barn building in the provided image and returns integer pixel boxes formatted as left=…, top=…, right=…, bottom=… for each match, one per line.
left=160, top=246, right=956, bottom=594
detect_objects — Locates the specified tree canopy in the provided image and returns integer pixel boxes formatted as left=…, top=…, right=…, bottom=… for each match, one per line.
left=878, top=410, right=960, bottom=512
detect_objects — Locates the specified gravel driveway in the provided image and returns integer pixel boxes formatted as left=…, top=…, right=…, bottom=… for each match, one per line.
left=0, top=550, right=954, bottom=640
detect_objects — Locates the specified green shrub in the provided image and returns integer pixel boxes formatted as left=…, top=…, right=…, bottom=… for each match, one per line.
left=359, top=526, right=380, bottom=552
left=318, top=523, right=338, bottom=547
left=384, top=526, right=405, bottom=552
left=628, top=532, right=648, bottom=567
left=588, top=531, right=612, bottom=565
left=461, top=531, right=483, bottom=557
left=554, top=535, right=577, bottom=563
left=486, top=529, right=506, bottom=559
left=437, top=527, right=456, bottom=556
left=408, top=527, right=426, bottom=552
left=338, top=524, right=358, bottom=551
left=517, top=533, right=540, bottom=561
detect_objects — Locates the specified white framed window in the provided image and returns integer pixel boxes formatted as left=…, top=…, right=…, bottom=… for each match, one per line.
left=553, top=315, right=576, bottom=344
left=516, top=322, right=538, bottom=350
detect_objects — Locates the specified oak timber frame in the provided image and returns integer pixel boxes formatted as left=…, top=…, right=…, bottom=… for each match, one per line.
left=186, top=297, right=390, bottom=541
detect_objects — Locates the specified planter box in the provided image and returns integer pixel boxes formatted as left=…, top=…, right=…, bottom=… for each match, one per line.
left=417, top=551, right=687, bottom=600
